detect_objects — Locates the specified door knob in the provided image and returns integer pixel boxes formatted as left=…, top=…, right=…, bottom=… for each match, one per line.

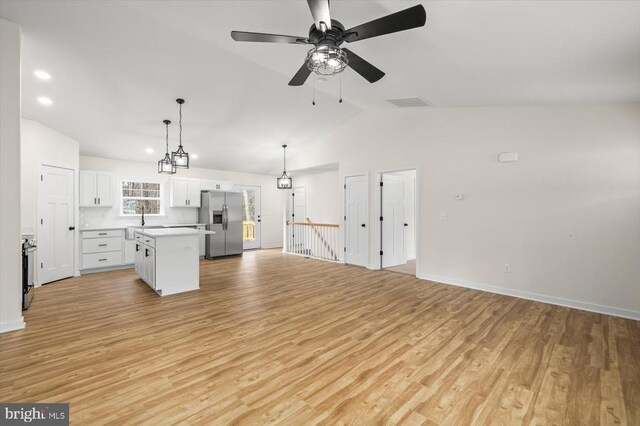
left=404, top=223, right=408, bottom=227
left=69, top=226, right=75, bottom=231
left=361, top=224, right=366, bottom=227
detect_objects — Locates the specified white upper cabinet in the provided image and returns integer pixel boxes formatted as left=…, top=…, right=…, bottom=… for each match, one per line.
left=170, top=178, right=201, bottom=207
left=200, top=180, right=234, bottom=192
left=96, top=172, right=113, bottom=206
left=187, top=179, right=201, bottom=207
left=80, top=171, right=113, bottom=207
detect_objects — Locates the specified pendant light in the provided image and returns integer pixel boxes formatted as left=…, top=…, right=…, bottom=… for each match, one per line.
left=277, top=144, right=292, bottom=189
left=158, top=120, right=176, bottom=174
left=171, top=98, right=189, bottom=169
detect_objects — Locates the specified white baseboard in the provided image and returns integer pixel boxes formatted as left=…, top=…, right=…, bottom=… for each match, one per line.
left=0, top=317, right=25, bottom=333
left=261, top=244, right=283, bottom=250
left=417, top=273, right=640, bottom=321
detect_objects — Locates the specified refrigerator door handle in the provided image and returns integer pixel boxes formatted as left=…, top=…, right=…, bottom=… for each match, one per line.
left=222, top=204, right=228, bottom=231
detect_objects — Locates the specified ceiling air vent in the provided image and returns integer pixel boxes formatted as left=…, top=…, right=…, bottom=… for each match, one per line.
left=386, top=97, right=431, bottom=108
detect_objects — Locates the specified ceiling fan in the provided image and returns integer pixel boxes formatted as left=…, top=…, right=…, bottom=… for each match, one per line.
left=230, top=0, right=426, bottom=86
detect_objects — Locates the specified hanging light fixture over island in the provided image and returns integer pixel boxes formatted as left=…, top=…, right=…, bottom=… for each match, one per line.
left=158, top=119, right=176, bottom=174
left=171, top=98, right=189, bottom=169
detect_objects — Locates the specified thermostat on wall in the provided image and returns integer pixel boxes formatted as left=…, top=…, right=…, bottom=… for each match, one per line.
left=498, top=152, right=518, bottom=163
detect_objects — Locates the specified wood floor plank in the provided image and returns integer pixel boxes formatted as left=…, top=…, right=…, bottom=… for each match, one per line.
left=0, top=249, right=638, bottom=425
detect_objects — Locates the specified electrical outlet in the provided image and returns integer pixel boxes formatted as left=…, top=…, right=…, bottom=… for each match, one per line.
left=503, top=264, right=511, bottom=273
left=439, top=213, right=448, bottom=221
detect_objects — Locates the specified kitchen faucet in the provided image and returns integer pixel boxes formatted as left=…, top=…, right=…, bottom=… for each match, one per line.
left=141, top=205, right=145, bottom=226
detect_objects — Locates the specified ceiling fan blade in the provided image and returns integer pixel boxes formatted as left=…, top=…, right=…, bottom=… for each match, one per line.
left=231, top=31, right=308, bottom=44
left=307, top=0, right=332, bottom=30
left=343, top=48, right=385, bottom=83
left=344, top=4, right=426, bottom=43
left=289, top=63, right=312, bottom=86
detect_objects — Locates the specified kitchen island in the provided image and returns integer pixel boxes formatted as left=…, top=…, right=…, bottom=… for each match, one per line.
left=134, top=228, right=213, bottom=296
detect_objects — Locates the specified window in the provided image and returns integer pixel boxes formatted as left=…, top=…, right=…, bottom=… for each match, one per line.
left=121, top=180, right=162, bottom=215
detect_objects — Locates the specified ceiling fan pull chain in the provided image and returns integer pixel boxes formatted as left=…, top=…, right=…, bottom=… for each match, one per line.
left=312, top=75, right=316, bottom=106
left=339, top=72, right=343, bottom=103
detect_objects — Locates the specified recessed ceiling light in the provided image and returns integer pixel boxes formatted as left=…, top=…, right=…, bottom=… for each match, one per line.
left=34, top=70, right=51, bottom=80
left=145, top=148, right=154, bottom=154
left=37, top=96, right=53, bottom=106
left=191, top=154, right=198, bottom=159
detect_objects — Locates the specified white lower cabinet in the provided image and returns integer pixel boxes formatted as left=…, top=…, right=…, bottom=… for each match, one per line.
left=134, top=230, right=199, bottom=296
left=198, top=225, right=206, bottom=257
left=82, top=251, right=122, bottom=269
left=144, top=246, right=156, bottom=289
left=81, top=229, right=124, bottom=271
left=124, top=240, right=136, bottom=264
left=135, top=236, right=156, bottom=289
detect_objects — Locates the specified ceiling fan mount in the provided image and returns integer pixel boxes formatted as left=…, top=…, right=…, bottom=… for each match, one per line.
left=307, top=19, right=345, bottom=46
left=231, top=1, right=426, bottom=86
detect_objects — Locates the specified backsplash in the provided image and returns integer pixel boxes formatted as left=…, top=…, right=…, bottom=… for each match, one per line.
left=79, top=206, right=200, bottom=229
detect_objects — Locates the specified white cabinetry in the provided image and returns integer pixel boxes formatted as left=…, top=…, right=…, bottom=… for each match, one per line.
left=170, top=178, right=201, bottom=207
left=197, top=225, right=206, bottom=257
left=200, top=180, right=234, bottom=192
left=124, top=240, right=136, bottom=264
left=80, top=171, right=114, bottom=207
left=134, top=234, right=156, bottom=288
left=81, top=229, right=124, bottom=269
left=134, top=229, right=200, bottom=296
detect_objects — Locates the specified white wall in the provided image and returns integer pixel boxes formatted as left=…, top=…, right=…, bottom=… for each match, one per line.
left=79, top=156, right=284, bottom=249
left=290, top=170, right=341, bottom=224
left=291, top=104, right=640, bottom=318
left=0, top=19, right=24, bottom=332
left=21, top=119, right=80, bottom=231
left=21, top=119, right=81, bottom=281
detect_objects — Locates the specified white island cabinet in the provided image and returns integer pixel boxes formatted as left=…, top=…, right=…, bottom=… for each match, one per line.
left=134, top=228, right=212, bottom=296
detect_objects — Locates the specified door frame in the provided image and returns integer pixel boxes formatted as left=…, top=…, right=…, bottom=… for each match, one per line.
left=233, top=184, right=262, bottom=250
left=343, top=172, right=369, bottom=267
left=288, top=185, right=306, bottom=223
left=377, top=167, right=420, bottom=276
left=37, top=162, right=78, bottom=286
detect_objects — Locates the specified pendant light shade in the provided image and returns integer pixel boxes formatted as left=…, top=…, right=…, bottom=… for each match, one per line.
left=171, top=98, right=189, bottom=169
left=158, top=119, right=176, bottom=174
left=277, top=144, right=292, bottom=189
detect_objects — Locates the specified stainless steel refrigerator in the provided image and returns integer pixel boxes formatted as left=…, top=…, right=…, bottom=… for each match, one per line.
left=199, top=191, right=243, bottom=258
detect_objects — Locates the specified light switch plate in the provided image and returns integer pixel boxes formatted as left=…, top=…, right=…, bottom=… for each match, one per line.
left=440, top=213, right=448, bottom=221
left=455, top=194, right=464, bottom=200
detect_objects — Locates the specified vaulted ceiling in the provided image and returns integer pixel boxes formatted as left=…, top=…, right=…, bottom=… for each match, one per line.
left=1, top=1, right=638, bottom=174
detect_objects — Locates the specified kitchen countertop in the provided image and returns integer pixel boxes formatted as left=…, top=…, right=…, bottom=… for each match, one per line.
left=136, top=228, right=214, bottom=238
left=81, top=226, right=127, bottom=231
left=81, top=224, right=206, bottom=231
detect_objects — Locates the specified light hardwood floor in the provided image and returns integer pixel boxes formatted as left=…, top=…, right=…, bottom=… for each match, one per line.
left=385, top=259, right=417, bottom=276
left=1, top=249, right=638, bottom=425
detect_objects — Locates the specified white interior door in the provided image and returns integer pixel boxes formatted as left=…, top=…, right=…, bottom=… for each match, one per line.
left=381, top=174, right=406, bottom=268
left=290, top=187, right=305, bottom=248
left=291, top=186, right=305, bottom=222
left=234, top=185, right=261, bottom=250
left=38, top=165, right=75, bottom=284
left=344, top=175, right=368, bottom=267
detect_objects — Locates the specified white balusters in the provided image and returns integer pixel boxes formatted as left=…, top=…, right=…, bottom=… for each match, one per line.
left=285, top=219, right=340, bottom=262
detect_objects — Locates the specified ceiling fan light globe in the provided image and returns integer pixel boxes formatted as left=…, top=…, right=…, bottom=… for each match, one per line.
left=306, top=45, right=347, bottom=76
